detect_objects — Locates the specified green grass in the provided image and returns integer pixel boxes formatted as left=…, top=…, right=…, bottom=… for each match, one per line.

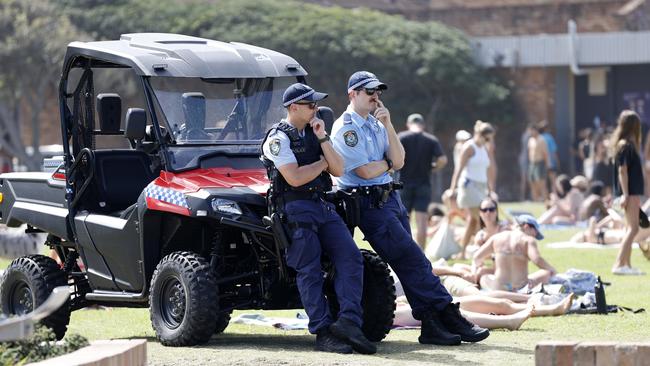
left=3, top=202, right=650, bottom=365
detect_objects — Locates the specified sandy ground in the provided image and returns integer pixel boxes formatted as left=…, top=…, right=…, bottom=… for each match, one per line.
left=146, top=328, right=534, bottom=366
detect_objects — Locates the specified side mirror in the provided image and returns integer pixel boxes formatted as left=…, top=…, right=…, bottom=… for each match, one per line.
left=124, top=108, right=146, bottom=141
left=316, top=106, right=334, bottom=133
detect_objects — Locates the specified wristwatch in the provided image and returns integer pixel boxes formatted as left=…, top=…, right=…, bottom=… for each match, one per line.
left=385, top=157, right=393, bottom=171
left=318, top=134, right=330, bottom=143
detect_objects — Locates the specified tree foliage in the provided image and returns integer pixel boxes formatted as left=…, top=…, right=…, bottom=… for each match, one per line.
left=61, top=0, right=512, bottom=129
left=0, top=0, right=82, bottom=169
left=0, top=0, right=512, bottom=168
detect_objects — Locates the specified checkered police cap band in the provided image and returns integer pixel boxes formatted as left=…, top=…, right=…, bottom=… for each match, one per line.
left=283, top=89, right=315, bottom=107
left=347, top=78, right=380, bottom=93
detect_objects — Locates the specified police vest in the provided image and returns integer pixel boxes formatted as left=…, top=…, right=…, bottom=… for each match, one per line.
left=261, top=122, right=332, bottom=198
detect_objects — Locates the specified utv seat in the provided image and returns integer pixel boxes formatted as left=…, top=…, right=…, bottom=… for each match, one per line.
left=82, top=93, right=158, bottom=216
left=90, top=150, right=158, bottom=216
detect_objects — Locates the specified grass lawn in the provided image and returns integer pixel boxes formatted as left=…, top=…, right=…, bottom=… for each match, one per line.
left=2, top=202, right=650, bottom=365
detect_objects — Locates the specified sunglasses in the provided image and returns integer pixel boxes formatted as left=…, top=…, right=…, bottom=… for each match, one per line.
left=357, top=88, right=382, bottom=96
left=479, top=207, right=497, bottom=213
left=294, top=101, right=317, bottom=109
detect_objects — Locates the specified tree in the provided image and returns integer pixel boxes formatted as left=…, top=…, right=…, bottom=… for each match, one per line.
left=0, top=0, right=82, bottom=170
left=61, top=0, right=513, bottom=131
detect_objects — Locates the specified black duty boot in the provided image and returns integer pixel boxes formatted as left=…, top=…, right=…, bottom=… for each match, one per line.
left=315, top=328, right=353, bottom=354
left=418, top=311, right=462, bottom=346
left=440, top=302, right=490, bottom=343
left=329, top=317, right=377, bottom=354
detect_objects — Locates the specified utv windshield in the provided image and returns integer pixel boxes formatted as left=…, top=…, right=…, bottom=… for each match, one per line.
left=151, top=77, right=294, bottom=143
left=149, top=76, right=296, bottom=170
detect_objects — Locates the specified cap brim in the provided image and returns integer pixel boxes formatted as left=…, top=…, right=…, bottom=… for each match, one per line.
left=363, top=81, right=387, bottom=90
left=303, top=91, right=328, bottom=102
left=535, top=229, right=544, bottom=240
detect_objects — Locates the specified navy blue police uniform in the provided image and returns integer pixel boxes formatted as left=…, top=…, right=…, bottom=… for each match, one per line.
left=260, top=84, right=365, bottom=341
left=331, top=71, right=489, bottom=345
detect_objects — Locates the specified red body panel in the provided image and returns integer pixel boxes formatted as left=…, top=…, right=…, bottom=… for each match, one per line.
left=144, top=167, right=270, bottom=216
left=154, top=167, right=269, bottom=194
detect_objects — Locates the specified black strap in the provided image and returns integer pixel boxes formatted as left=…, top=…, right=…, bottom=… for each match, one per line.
left=618, top=305, right=646, bottom=314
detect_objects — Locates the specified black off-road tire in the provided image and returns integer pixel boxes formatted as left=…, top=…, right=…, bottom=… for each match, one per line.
left=214, top=311, right=231, bottom=334
left=325, top=249, right=396, bottom=342
left=149, top=251, right=218, bottom=346
left=0, top=255, right=70, bottom=340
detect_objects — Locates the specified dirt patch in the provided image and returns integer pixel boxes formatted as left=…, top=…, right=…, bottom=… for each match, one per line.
left=147, top=329, right=534, bottom=366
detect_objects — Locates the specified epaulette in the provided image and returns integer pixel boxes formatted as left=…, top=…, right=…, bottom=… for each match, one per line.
left=342, top=112, right=353, bottom=125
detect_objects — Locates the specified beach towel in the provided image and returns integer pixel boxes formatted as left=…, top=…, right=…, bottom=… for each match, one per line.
left=231, top=313, right=309, bottom=330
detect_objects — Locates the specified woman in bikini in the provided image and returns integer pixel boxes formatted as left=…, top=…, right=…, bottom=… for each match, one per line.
left=472, top=215, right=556, bottom=292
left=474, top=197, right=510, bottom=247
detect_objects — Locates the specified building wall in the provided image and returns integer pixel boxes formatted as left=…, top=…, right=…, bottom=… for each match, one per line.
left=308, top=0, right=647, bottom=35
left=575, top=63, right=650, bottom=132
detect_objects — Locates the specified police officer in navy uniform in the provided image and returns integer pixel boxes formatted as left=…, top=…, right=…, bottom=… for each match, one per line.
left=261, top=83, right=375, bottom=354
left=331, top=71, right=490, bottom=346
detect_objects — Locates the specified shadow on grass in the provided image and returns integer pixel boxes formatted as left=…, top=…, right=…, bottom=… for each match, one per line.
left=154, top=333, right=533, bottom=365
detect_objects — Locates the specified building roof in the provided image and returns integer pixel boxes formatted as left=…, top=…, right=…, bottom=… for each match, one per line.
left=64, top=33, right=308, bottom=78
left=472, top=30, right=650, bottom=68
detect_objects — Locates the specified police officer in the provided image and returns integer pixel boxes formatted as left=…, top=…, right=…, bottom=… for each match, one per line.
left=261, top=83, right=375, bottom=354
left=331, top=71, right=490, bottom=346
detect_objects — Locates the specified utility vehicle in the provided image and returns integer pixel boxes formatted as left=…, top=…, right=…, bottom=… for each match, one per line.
left=0, top=33, right=396, bottom=346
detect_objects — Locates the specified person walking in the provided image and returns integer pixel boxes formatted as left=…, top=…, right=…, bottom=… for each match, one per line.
left=527, top=124, right=550, bottom=202
left=261, top=83, right=376, bottom=353
left=398, top=113, right=447, bottom=248
left=538, top=121, right=560, bottom=196
left=610, top=110, right=646, bottom=275
left=331, top=71, right=489, bottom=346
left=449, top=120, right=496, bottom=259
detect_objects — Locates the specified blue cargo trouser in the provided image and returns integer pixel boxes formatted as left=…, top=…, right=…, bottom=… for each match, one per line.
left=357, top=190, right=453, bottom=319
left=284, top=198, right=364, bottom=334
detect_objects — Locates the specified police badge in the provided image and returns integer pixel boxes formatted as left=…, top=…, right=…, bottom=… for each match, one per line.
left=269, top=139, right=281, bottom=156
left=343, top=130, right=358, bottom=147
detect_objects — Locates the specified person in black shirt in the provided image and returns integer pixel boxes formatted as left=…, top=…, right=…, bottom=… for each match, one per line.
left=610, top=110, right=645, bottom=275
left=398, top=113, right=447, bottom=248
left=591, top=137, right=612, bottom=196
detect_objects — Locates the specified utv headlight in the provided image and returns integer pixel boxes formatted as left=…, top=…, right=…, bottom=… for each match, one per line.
left=211, top=198, right=242, bottom=215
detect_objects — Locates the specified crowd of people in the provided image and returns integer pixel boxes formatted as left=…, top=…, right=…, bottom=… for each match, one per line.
left=260, top=69, right=649, bottom=354
left=413, top=110, right=650, bottom=275
left=393, top=109, right=650, bottom=329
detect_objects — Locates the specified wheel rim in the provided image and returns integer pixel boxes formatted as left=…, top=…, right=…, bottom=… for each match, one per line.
left=159, top=276, right=186, bottom=329
left=10, top=281, right=34, bottom=315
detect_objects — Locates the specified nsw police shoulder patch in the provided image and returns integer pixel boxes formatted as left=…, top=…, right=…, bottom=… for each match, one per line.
left=343, top=130, right=358, bottom=147
left=269, top=138, right=281, bottom=156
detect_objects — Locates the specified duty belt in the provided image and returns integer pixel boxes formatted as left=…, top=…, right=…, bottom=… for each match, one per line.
left=281, top=189, right=326, bottom=203
left=343, top=182, right=403, bottom=208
